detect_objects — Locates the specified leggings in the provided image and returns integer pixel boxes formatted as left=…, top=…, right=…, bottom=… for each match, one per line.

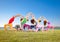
left=23, top=24, right=30, bottom=29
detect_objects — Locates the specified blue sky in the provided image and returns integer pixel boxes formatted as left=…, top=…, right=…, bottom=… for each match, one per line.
left=0, top=0, right=60, bottom=27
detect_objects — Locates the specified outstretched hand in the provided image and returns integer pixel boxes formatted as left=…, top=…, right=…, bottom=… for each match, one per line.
left=14, top=14, right=24, bottom=18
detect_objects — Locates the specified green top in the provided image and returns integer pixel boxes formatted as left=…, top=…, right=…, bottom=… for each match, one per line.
left=21, top=18, right=27, bottom=25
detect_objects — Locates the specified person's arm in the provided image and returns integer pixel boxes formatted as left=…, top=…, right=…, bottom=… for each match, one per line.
left=25, top=12, right=35, bottom=19
left=39, top=16, right=48, bottom=22
left=14, top=14, right=24, bottom=18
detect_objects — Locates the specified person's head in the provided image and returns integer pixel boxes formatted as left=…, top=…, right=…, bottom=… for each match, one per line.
left=48, top=22, right=50, bottom=24
left=20, top=18, right=24, bottom=21
left=38, top=19, right=41, bottom=23
left=44, top=20, right=47, bottom=26
left=31, top=19, right=36, bottom=24
left=20, top=17, right=29, bottom=22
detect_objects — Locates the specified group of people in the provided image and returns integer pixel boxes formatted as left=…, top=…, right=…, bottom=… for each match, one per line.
left=4, top=12, right=54, bottom=32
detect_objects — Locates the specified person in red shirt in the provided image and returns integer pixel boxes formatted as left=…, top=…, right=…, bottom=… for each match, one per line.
left=8, top=16, right=15, bottom=24
left=4, top=14, right=21, bottom=31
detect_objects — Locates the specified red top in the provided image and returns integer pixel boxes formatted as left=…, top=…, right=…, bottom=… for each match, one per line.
left=8, top=16, right=15, bottom=24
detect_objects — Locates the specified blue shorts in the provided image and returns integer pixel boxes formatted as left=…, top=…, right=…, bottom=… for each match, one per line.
left=30, top=25, right=36, bottom=29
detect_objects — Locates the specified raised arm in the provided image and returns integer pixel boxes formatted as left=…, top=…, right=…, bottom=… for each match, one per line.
left=39, top=16, right=48, bottom=21
left=14, top=14, right=24, bottom=18
left=25, top=12, right=35, bottom=19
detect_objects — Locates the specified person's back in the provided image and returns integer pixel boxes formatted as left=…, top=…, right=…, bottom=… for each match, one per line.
left=8, top=16, right=15, bottom=24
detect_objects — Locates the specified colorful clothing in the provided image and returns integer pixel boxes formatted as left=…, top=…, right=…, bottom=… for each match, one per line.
left=4, top=16, right=15, bottom=31
left=23, top=24, right=30, bottom=29
left=8, top=16, right=15, bottom=24
left=4, top=23, right=12, bottom=30
left=30, top=22, right=37, bottom=29
left=36, top=24, right=41, bottom=28
left=21, top=18, right=27, bottom=25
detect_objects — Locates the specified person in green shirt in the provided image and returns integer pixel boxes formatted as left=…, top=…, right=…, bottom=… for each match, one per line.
left=20, top=12, right=35, bottom=30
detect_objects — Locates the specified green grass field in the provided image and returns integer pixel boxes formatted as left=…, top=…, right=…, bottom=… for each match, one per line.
left=0, top=30, right=60, bottom=42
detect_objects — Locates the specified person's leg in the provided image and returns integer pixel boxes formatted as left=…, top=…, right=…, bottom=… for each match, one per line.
left=41, top=26, right=44, bottom=32
left=51, top=26, right=54, bottom=32
left=15, top=25, right=20, bottom=31
left=24, top=24, right=30, bottom=31
left=26, top=24, right=31, bottom=30
left=31, top=26, right=36, bottom=32
left=4, top=24, right=9, bottom=31
left=21, top=24, right=24, bottom=30
left=28, top=25, right=33, bottom=31
left=4, top=24, right=7, bottom=30
left=35, top=27, right=39, bottom=32
left=9, top=23, right=13, bottom=30
left=23, top=24, right=27, bottom=30
left=46, top=28, right=49, bottom=31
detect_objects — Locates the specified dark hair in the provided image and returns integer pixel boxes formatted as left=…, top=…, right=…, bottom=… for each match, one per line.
left=20, top=18, right=29, bottom=21
left=20, top=18, right=23, bottom=21
left=44, top=20, right=47, bottom=26
left=31, top=19, right=36, bottom=24
left=38, top=20, right=41, bottom=22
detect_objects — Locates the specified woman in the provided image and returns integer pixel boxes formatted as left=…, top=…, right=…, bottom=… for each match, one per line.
left=47, top=22, right=54, bottom=31
left=4, top=14, right=21, bottom=31
left=20, top=12, right=35, bottom=31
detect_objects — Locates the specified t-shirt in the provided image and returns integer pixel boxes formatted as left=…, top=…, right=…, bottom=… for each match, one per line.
left=36, top=23, right=43, bottom=28
left=8, top=16, right=15, bottom=24
left=21, top=18, right=27, bottom=25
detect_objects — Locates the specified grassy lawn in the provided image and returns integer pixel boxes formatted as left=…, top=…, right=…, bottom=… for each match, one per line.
left=0, top=30, right=60, bottom=42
